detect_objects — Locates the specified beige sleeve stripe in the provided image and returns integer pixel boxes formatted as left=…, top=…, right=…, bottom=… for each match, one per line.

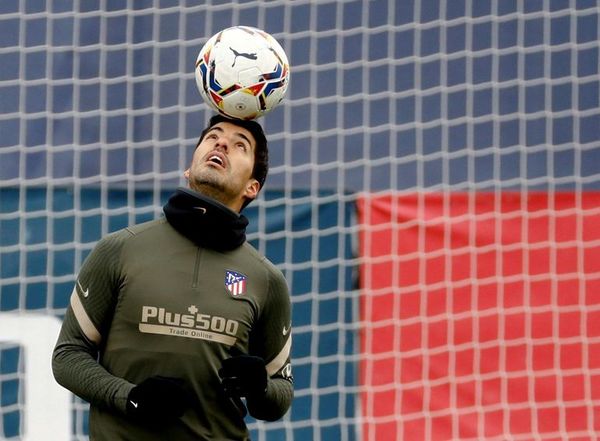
left=266, top=334, right=292, bottom=377
left=70, top=287, right=102, bottom=345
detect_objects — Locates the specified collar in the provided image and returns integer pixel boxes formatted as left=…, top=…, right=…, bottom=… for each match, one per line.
left=163, top=187, right=248, bottom=251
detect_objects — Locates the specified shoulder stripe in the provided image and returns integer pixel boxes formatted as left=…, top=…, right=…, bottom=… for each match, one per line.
left=70, top=287, right=101, bottom=345
left=266, top=334, right=291, bottom=376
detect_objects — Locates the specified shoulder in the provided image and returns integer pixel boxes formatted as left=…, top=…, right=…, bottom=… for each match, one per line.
left=97, top=219, right=165, bottom=242
left=240, top=243, right=288, bottom=294
left=124, top=218, right=169, bottom=237
left=241, top=243, right=285, bottom=278
left=93, top=219, right=174, bottom=256
left=118, top=218, right=184, bottom=247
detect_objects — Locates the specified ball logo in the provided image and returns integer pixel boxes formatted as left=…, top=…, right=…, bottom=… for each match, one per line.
left=229, top=47, right=258, bottom=67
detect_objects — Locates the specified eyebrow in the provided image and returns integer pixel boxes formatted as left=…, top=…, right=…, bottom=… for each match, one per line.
left=207, top=126, right=253, bottom=148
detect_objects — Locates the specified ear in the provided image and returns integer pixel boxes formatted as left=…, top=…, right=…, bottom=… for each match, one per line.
left=244, top=179, right=260, bottom=200
left=183, top=169, right=190, bottom=181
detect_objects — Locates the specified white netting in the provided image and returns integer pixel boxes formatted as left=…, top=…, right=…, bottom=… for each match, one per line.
left=0, top=343, right=23, bottom=440
left=1, top=1, right=599, bottom=440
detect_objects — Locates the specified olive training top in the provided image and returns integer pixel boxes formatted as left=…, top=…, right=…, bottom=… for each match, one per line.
left=52, top=210, right=293, bottom=440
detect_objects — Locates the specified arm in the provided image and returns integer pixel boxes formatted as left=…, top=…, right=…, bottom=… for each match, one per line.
left=52, top=230, right=135, bottom=414
left=246, top=376, right=293, bottom=421
left=246, top=266, right=294, bottom=421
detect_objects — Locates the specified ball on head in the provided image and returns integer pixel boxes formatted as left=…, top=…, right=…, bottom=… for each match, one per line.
left=195, top=26, right=290, bottom=120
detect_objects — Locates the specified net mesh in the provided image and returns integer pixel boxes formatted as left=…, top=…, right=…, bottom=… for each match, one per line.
left=0, top=344, right=23, bottom=440
left=1, top=0, right=600, bottom=440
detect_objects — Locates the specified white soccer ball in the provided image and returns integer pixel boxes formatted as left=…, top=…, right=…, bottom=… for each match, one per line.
left=194, top=26, right=290, bottom=120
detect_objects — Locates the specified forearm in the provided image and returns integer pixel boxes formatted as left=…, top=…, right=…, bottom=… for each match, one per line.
left=52, top=310, right=135, bottom=414
left=246, top=377, right=293, bottom=421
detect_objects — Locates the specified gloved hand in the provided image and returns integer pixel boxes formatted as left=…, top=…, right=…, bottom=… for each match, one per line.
left=219, top=355, right=268, bottom=398
left=126, top=376, right=193, bottom=422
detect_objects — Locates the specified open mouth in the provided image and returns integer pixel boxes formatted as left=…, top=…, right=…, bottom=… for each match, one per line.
left=206, top=153, right=226, bottom=167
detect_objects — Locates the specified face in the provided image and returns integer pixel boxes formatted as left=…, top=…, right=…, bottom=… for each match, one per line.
left=184, top=122, right=260, bottom=212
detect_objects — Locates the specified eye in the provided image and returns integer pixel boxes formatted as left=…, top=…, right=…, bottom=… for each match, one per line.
left=236, top=142, right=248, bottom=151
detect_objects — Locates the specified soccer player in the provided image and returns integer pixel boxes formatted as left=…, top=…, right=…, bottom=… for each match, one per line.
left=52, top=115, right=293, bottom=440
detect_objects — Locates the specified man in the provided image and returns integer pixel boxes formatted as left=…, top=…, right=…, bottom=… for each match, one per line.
left=52, top=115, right=293, bottom=440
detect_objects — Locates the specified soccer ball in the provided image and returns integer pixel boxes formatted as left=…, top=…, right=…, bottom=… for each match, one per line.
left=194, top=26, right=290, bottom=120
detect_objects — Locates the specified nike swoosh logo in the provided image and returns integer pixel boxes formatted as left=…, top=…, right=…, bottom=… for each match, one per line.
left=76, top=280, right=89, bottom=298
left=193, top=207, right=207, bottom=214
left=129, top=400, right=138, bottom=408
left=283, top=325, right=291, bottom=336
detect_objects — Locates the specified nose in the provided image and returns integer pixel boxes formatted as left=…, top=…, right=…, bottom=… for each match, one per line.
left=214, top=136, right=229, bottom=151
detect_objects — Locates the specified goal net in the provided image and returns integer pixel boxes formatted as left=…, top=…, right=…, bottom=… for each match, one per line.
left=1, top=1, right=600, bottom=440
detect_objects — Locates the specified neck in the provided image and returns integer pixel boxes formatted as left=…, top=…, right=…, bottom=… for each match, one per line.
left=188, top=183, right=243, bottom=213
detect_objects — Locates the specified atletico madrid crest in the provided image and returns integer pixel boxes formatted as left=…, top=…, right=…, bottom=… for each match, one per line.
left=225, top=270, right=247, bottom=296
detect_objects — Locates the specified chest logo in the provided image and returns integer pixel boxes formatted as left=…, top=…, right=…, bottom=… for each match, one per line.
left=225, top=270, right=247, bottom=297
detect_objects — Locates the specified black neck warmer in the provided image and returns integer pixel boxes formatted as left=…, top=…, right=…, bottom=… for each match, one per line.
left=163, top=188, right=248, bottom=251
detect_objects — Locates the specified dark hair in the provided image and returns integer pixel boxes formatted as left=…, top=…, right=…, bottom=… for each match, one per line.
left=197, top=114, right=269, bottom=209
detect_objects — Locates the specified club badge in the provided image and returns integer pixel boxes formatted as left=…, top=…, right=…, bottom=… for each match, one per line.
left=225, top=270, right=247, bottom=296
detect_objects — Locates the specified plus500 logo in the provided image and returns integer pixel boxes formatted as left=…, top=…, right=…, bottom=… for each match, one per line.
left=141, top=305, right=239, bottom=336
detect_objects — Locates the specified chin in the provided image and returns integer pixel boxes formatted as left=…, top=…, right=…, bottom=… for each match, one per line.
left=192, top=179, right=227, bottom=195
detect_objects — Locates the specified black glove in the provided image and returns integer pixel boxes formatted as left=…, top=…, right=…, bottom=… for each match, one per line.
left=126, top=376, right=192, bottom=422
left=219, top=355, right=268, bottom=398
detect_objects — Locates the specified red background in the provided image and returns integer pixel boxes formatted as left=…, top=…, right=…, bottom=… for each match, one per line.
left=357, top=192, right=600, bottom=440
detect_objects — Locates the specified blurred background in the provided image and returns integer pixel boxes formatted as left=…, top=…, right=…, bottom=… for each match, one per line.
left=1, top=1, right=599, bottom=440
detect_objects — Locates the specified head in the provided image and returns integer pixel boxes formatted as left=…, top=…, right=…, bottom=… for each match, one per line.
left=184, top=114, right=269, bottom=212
